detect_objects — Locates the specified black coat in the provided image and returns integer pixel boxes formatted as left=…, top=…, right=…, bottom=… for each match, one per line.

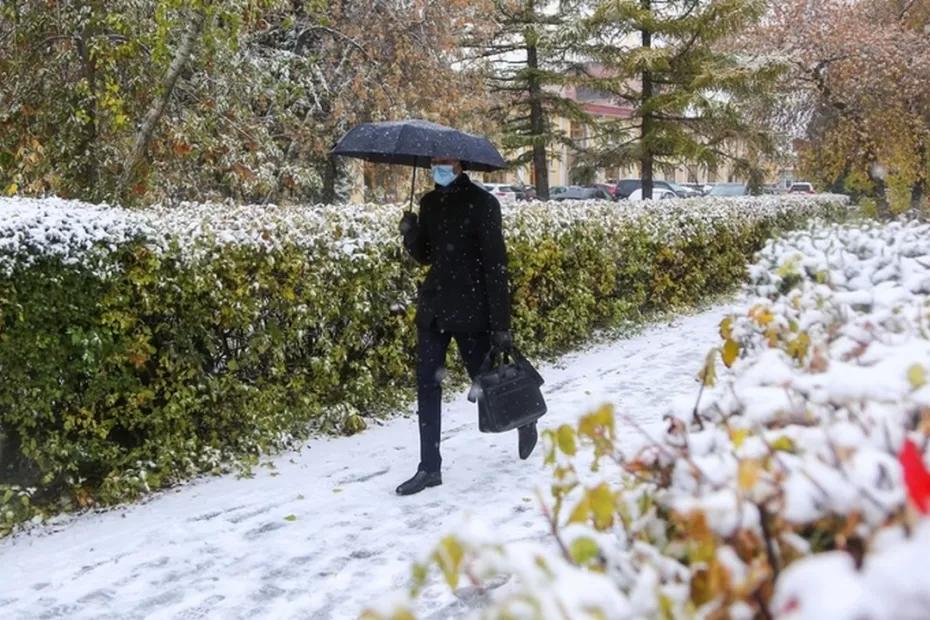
left=403, top=173, right=511, bottom=333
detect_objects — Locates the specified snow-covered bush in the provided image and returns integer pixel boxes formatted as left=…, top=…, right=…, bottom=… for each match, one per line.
left=0, top=194, right=847, bottom=534
left=374, top=218, right=930, bottom=620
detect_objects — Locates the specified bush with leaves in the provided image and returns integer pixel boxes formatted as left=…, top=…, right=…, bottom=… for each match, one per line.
left=0, top=194, right=847, bottom=535
left=370, top=218, right=930, bottom=620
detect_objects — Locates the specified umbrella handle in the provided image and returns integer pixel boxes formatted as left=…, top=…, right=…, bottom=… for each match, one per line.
left=407, top=157, right=418, bottom=213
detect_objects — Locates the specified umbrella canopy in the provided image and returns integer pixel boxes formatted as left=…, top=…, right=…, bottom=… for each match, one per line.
left=332, top=119, right=507, bottom=172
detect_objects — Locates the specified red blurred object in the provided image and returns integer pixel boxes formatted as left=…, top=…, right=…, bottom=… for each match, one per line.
left=899, top=438, right=930, bottom=514
left=777, top=596, right=801, bottom=616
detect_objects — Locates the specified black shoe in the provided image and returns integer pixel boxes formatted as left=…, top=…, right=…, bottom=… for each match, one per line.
left=396, top=470, right=442, bottom=496
left=518, top=423, right=538, bottom=460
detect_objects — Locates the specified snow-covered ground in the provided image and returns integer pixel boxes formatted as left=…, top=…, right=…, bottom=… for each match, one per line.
left=0, top=306, right=727, bottom=620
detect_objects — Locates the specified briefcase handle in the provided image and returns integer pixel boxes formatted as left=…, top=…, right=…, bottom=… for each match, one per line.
left=470, top=345, right=544, bottom=395
left=477, top=344, right=525, bottom=375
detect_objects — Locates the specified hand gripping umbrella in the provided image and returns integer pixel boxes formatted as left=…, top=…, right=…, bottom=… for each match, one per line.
left=331, top=119, right=507, bottom=211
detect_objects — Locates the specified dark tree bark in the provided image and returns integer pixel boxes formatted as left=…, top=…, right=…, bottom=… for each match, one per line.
left=526, top=30, right=550, bottom=200
left=640, top=0, right=654, bottom=199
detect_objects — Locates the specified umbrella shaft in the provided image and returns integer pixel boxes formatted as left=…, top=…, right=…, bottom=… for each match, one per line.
left=408, top=157, right=418, bottom=212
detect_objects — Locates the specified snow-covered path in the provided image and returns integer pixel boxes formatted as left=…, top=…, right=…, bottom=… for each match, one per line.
left=0, top=305, right=728, bottom=620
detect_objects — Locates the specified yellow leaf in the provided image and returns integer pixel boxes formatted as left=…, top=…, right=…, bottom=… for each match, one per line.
left=738, top=460, right=762, bottom=492
left=567, top=495, right=590, bottom=524
left=698, top=348, right=718, bottom=387
left=731, top=428, right=749, bottom=448
left=750, top=305, right=775, bottom=327
left=771, top=436, right=796, bottom=452
left=722, top=338, right=740, bottom=368
left=578, top=403, right=615, bottom=439
left=908, top=364, right=927, bottom=390
left=719, top=316, right=733, bottom=340
left=765, top=327, right=780, bottom=347
left=589, top=483, right=616, bottom=530
left=557, top=424, right=577, bottom=455
left=284, top=514, right=297, bottom=521
left=4, top=182, right=17, bottom=196
left=787, top=332, right=811, bottom=361
left=434, top=536, right=465, bottom=590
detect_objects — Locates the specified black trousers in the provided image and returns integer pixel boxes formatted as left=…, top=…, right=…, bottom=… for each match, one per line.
left=416, top=326, right=491, bottom=473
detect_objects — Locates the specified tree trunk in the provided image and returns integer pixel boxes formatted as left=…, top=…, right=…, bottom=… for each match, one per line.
left=322, top=155, right=338, bottom=204
left=526, top=37, right=550, bottom=200
left=321, top=150, right=352, bottom=204
left=119, top=8, right=207, bottom=199
left=75, top=26, right=99, bottom=197
left=912, top=143, right=928, bottom=212
left=640, top=0, right=654, bottom=200
left=869, top=166, right=890, bottom=218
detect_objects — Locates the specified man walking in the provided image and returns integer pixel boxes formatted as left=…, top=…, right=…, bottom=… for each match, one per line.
left=395, top=157, right=537, bottom=495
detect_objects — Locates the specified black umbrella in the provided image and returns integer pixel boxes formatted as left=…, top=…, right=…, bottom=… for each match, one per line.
left=332, top=119, right=507, bottom=210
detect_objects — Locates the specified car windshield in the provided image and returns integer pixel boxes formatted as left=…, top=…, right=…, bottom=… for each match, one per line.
left=617, top=180, right=640, bottom=194
left=710, top=184, right=745, bottom=196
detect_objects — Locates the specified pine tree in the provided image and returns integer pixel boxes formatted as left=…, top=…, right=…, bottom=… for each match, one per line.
left=466, top=1, right=592, bottom=200
left=584, top=0, right=775, bottom=198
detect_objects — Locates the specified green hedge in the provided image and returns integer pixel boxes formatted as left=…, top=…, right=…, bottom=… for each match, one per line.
left=0, top=195, right=848, bottom=532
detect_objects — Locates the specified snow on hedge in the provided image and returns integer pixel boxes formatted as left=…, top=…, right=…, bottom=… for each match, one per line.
left=366, top=218, right=930, bottom=620
left=0, top=193, right=848, bottom=273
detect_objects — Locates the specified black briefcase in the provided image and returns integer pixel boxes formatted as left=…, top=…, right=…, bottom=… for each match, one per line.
left=468, top=346, right=547, bottom=433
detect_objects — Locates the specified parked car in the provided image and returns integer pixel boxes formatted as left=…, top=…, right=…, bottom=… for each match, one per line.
left=708, top=183, right=748, bottom=197
left=681, top=183, right=709, bottom=196
left=482, top=183, right=519, bottom=203
left=788, top=182, right=815, bottom=194
left=551, top=185, right=614, bottom=201
left=593, top=182, right=620, bottom=200
left=627, top=187, right=677, bottom=201
left=509, top=184, right=537, bottom=201
left=614, top=178, right=684, bottom=199
left=667, top=181, right=702, bottom=198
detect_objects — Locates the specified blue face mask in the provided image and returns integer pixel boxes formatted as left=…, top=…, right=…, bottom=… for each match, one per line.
left=431, top=165, right=457, bottom=187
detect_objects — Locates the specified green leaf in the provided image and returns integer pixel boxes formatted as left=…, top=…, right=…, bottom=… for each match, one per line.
left=410, top=562, right=429, bottom=597
left=569, top=536, right=600, bottom=565
left=343, top=414, right=367, bottom=435
left=284, top=514, right=297, bottom=521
